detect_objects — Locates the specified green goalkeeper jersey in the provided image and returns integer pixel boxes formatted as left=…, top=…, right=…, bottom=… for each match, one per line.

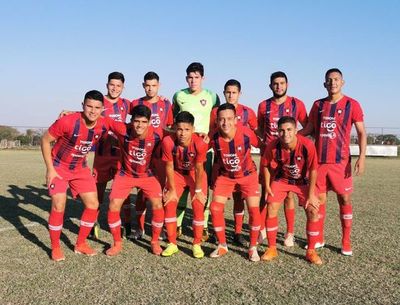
left=173, top=88, right=220, bottom=134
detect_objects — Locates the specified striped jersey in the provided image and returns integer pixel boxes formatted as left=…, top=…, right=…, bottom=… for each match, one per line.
left=48, top=112, right=109, bottom=171
left=309, top=95, right=364, bottom=164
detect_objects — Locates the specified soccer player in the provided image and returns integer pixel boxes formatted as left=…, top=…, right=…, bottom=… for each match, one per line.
left=130, top=72, right=173, bottom=240
left=92, top=72, right=132, bottom=238
left=209, top=103, right=261, bottom=262
left=172, top=62, right=220, bottom=241
left=257, top=71, right=308, bottom=247
left=41, top=90, right=110, bottom=261
left=105, top=105, right=164, bottom=256
left=161, top=111, right=208, bottom=258
left=261, top=116, right=322, bottom=265
left=300, top=68, right=366, bottom=256
left=209, top=79, right=258, bottom=246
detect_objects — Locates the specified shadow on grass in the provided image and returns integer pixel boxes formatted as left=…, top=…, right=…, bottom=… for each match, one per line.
left=0, top=184, right=90, bottom=255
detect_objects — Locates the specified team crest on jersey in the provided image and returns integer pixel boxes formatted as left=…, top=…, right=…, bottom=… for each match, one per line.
left=286, top=108, right=290, bottom=113
left=147, top=142, right=152, bottom=147
left=297, top=156, right=302, bottom=161
left=160, top=107, right=163, bottom=112
left=200, top=99, right=207, bottom=106
left=95, top=134, right=99, bottom=139
left=237, top=146, right=242, bottom=151
left=189, top=152, right=195, bottom=158
left=50, top=183, right=55, bottom=189
left=237, top=115, right=241, bottom=120
left=338, top=109, right=343, bottom=115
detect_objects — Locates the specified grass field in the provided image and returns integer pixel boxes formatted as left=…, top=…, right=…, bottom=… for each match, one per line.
left=0, top=150, right=399, bottom=305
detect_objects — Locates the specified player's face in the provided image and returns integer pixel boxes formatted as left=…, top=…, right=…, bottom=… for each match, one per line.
left=132, top=116, right=150, bottom=136
left=107, top=79, right=124, bottom=99
left=217, top=109, right=237, bottom=135
left=82, top=99, right=104, bottom=123
left=324, top=72, right=344, bottom=95
left=223, top=85, right=241, bottom=106
left=278, top=122, right=297, bottom=145
left=143, top=79, right=160, bottom=98
left=175, top=122, right=194, bottom=146
left=186, top=72, right=204, bottom=93
left=270, top=77, right=288, bottom=98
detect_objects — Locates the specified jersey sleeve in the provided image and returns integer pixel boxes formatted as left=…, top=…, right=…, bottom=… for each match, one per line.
left=164, top=99, right=174, bottom=127
left=247, top=108, right=258, bottom=130
left=257, top=101, right=265, bottom=133
left=48, top=116, right=69, bottom=139
left=194, top=137, right=208, bottom=163
left=305, top=139, right=318, bottom=171
left=213, top=94, right=221, bottom=107
left=209, top=108, right=218, bottom=135
left=351, top=100, right=364, bottom=123
left=296, top=99, right=308, bottom=127
left=245, top=128, right=259, bottom=148
left=107, top=119, right=126, bottom=136
left=161, top=137, right=174, bottom=162
left=308, top=101, right=319, bottom=129
left=261, top=144, right=273, bottom=168
left=172, top=92, right=180, bottom=117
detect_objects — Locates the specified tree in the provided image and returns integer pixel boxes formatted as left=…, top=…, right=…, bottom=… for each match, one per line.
left=0, top=126, right=20, bottom=140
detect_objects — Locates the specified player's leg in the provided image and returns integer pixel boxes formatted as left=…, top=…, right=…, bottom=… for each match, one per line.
left=176, top=188, right=189, bottom=236
left=232, top=190, right=246, bottom=246
left=48, top=193, right=67, bottom=261
left=75, top=191, right=99, bottom=256
left=133, top=190, right=146, bottom=239
left=209, top=195, right=228, bottom=258
left=261, top=201, right=282, bottom=261
left=245, top=195, right=261, bottom=262
left=337, top=193, right=353, bottom=256
left=283, top=191, right=296, bottom=247
left=258, top=186, right=268, bottom=245
left=202, top=150, right=214, bottom=241
left=106, top=197, right=125, bottom=256
left=148, top=197, right=164, bottom=255
left=305, top=203, right=323, bottom=265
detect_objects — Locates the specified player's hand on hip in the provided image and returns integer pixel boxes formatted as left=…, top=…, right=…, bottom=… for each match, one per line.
left=46, top=168, right=62, bottom=187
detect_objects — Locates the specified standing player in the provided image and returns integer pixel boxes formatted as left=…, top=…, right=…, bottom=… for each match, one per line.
left=41, top=90, right=109, bottom=261
left=257, top=71, right=308, bottom=247
left=92, top=72, right=132, bottom=238
left=209, top=103, right=261, bottom=262
left=105, top=105, right=164, bottom=256
left=161, top=111, right=208, bottom=258
left=261, top=116, right=322, bottom=265
left=172, top=62, right=220, bottom=241
left=130, top=72, right=173, bottom=239
left=209, top=79, right=258, bottom=246
left=300, top=68, right=366, bottom=256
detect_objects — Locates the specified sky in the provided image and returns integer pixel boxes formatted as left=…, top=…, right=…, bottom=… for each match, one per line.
left=1, top=0, right=399, bottom=134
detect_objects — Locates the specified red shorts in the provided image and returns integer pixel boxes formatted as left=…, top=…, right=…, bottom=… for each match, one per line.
left=92, top=156, right=120, bottom=184
left=213, top=172, right=260, bottom=198
left=109, top=174, right=162, bottom=200
left=48, top=166, right=97, bottom=199
left=316, top=159, right=353, bottom=195
left=168, top=171, right=208, bottom=198
left=267, top=181, right=310, bottom=206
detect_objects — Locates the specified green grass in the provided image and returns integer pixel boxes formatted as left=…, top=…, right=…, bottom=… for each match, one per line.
left=0, top=150, right=399, bottom=305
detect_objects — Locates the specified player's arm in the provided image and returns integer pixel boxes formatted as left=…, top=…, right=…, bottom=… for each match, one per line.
left=262, top=147, right=274, bottom=198
left=163, top=161, right=178, bottom=204
left=58, top=110, right=77, bottom=119
left=305, top=168, right=319, bottom=209
left=298, top=120, right=314, bottom=137
left=193, top=161, right=206, bottom=204
left=354, top=121, right=367, bottom=176
left=172, top=92, right=180, bottom=118
left=40, top=131, right=62, bottom=186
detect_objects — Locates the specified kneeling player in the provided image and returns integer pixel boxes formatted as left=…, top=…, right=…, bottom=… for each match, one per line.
left=106, top=105, right=164, bottom=256
left=161, top=111, right=208, bottom=258
left=261, top=116, right=322, bottom=265
left=41, top=90, right=110, bottom=261
left=209, top=103, right=261, bottom=262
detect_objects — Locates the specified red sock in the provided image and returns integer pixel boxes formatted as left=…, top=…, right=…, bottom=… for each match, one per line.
left=164, top=200, right=178, bottom=245
left=306, top=219, right=320, bottom=250
left=135, top=192, right=146, bottom=231
left=284, top=207, right=295, bottom=234
left=340, top=204, right=353, bottom=244
left=210, top=201, right=226, bottom=245
left=77, top=208, right=98, bottom=245
left=122, top=197, right=131, bottom=225
left=248, top=207, right=261, bottom=247
left=108, top=210, right=122, bottom=243
left=48, top=210, right=64, bottom=249
left=318, top=203, right=326, bottom=243
left=266, top=217, right=279, bottom=247
left=151, top=207, right=164, bottom=242
left=192, top=199, right=205, bottom=244
left=233, top=192, right=244, bottom=234
left=259, top=199, right=268, bottom=232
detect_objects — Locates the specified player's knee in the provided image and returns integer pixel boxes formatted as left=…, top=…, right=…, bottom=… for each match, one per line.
left=210, top=201, right=224, bottom=214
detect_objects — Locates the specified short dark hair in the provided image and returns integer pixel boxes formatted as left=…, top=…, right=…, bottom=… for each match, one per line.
left=217, top=103, right=236, bottom=116
left=325, top=68, right=343, bottom=79
left=108, top=72, right=125, bottom=83
left=270, top=71, right=288, bottom=83
left=224, top=79, right=241, bottom=92
left=175, top=111, right=195, bottom=125
left=131, top=105, right=151, bottom=120
left=144, top=71, right=159, bottom=82
left=84, top=90, right=104, bottom=104
left=186, top=62, right=204, bottom=77
left=278, top=116, right=296, bottom=128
